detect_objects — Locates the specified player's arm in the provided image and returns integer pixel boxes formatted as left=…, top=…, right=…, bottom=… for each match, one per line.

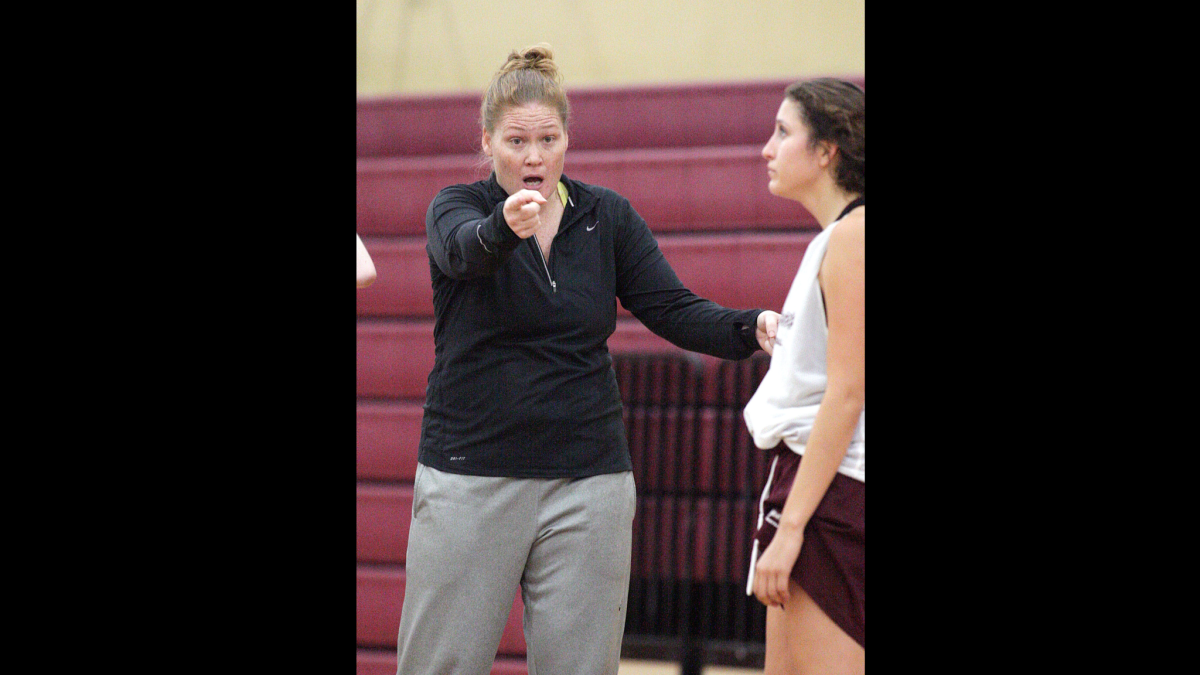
left=782, top=211, right=865, bottom=528
left=752, top=211, right=864, bottom=608
left=357, top=233, right=377, bottom=288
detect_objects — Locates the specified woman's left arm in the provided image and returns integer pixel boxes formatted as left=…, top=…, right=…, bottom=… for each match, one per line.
left=752, top=212, right=865, bottom=609
left=613, top=198, right=767, bottom=358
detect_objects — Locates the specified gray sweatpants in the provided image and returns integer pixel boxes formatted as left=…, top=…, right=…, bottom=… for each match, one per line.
left=395, top=463, right=637, bottom=675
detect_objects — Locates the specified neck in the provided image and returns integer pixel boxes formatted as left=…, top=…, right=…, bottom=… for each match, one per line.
left=800, top=181, right=861, bottom=229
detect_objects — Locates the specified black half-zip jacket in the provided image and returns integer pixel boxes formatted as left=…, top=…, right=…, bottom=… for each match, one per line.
left=420, top=172, right=764, bottom=478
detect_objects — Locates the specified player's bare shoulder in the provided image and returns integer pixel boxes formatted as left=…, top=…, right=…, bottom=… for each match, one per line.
left=837, top=205, right=864, bottom=236
left=828, top=205, right=864, bottom=258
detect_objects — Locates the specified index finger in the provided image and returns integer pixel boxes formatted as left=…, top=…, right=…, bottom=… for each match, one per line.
left=527, top=189, right=547, bottom=204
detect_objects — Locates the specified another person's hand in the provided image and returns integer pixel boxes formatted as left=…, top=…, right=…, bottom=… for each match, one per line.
left=756, top=310, right=780, bottom=355
left=503, top=189, right=547, bottom=239
left=753, top=527, right=803, bottom=610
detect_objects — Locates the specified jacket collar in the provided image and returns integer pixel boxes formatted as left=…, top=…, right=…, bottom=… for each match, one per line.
left=485, top=172, right=598, bottom=218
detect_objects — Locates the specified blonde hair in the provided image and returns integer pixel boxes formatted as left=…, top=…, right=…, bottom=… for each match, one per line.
left=480, top=43, right=571, bottom=134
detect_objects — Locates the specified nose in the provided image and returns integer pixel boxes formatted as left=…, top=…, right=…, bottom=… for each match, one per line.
left=526, top=145, right=542, bottom=165
left=762, top=138, right=774, bottom=160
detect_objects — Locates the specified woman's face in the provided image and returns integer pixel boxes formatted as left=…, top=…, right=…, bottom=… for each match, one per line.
left=483, top=102, right=568, bottom=201
left=761, top=98, right=831, bottom=200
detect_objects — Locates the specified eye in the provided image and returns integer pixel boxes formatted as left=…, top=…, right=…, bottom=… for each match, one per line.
left=776, top=124, right=788, bottom=138
left=543, top=135, right=555, bottom=144
left=509, top=137, right=523, bottom=146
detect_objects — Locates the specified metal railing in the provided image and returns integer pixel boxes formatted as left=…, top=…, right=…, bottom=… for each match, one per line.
left=614, top=351, right=774, bottom=674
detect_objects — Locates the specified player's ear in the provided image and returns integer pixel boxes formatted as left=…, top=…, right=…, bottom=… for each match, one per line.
left=818, top=140, right=838, bottom=168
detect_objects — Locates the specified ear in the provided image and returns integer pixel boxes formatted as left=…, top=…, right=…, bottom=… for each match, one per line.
left=481, top=130, right=492, bottom=157
left=817, top=141, right=839, bottom=168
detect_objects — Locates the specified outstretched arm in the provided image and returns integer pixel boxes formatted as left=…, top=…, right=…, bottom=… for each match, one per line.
left=426, top=186, right=544, bottom=279
left=614, top=199, right=770, bottom=359
left=752, top=212, right=864, bottom=609
left=357, top=233, right=377, bottom=288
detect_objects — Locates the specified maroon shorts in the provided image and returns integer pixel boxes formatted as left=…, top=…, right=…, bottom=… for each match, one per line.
left=751, top=444, right=865, bottom=648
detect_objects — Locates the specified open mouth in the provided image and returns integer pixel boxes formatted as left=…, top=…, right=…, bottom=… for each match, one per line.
left=523, top=176, right=544, bottom=189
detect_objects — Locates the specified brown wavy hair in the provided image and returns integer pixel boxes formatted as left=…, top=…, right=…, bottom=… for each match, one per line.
left=785, top=78, right=864, bottom=197
left=480, top=43, right=571, bottom=134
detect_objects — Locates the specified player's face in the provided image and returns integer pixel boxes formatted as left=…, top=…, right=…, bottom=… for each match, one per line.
left=483, top=103, right=568, bottom=201
left=761, top=98, right=830, bottom=200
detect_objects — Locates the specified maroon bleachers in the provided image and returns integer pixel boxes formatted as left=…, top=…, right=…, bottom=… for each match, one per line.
left=357, top=320, right=772, bottom=400
left=356, top=231, right=814, bottom=318
left=356, top=401, right=423, bottom=482
left=356, top=650, right=528, bottom=675
left=357, top=146, right=814, bottom=237
left=356, top=78, right=864, bottom=158
left=357, top=566, right=528, bottom=672
left=356, top=485, right=413, bottom=563
left=356, top=567, right=526, bottom=653
left=356, top=76, right=861, bottom=675
left=356, top=459, right=755, bottom=580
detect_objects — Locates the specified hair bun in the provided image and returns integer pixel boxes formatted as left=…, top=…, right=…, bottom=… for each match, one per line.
left=498, top=43, right=560, bottom=81
left=481, top=43, right=570, bottom=133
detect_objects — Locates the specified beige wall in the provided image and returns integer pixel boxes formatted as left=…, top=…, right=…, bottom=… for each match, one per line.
left=356, top=0, right=864, bottom=97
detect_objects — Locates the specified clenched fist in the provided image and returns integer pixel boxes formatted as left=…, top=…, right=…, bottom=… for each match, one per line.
left=503, top=189, right=547, bottom=239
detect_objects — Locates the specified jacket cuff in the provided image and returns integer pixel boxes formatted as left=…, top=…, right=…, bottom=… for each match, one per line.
left=483, top=203, right=522, bottom=253
left=737, top=310, right=764, bottom=353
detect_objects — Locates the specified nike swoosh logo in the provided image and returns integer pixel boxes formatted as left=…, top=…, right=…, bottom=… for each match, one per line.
left=587, top=221, right=598, bottom=231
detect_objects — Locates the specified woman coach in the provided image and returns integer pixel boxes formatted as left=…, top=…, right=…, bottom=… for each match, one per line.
left=394, top=44, right=779, bottom=675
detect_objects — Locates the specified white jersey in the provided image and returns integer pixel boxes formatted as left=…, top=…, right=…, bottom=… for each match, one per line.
left=742, top=217, right=864, bottom=482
